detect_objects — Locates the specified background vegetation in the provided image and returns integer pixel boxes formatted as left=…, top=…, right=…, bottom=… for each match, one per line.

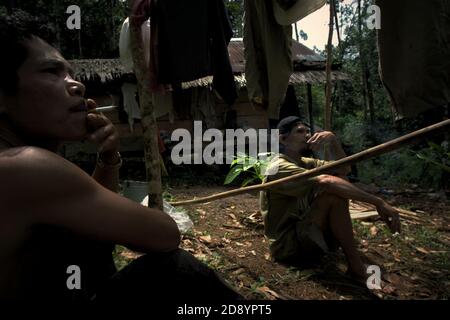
left=2, top=0, right=448, bottom=191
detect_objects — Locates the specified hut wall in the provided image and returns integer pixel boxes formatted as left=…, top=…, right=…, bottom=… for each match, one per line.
left=64, top=88, right=269, bottom=157
left=153, top=88, right=268, bottom=134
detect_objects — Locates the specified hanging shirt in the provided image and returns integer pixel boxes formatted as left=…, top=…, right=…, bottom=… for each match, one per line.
left=376, top=0, right=450, bottom=118
left=155, top=0, right=237, bottom=106
left=272, top=0, right=327, bottom=25
left=121, top=82, right=141, bottom=132
left=244, top=0, right=293, bottom=120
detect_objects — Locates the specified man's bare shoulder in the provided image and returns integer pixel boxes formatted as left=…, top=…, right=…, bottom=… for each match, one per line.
left=0, top=147, right=95, bottom=207
left=0, top=146, right=76, bottom=176
left=0, top=146, right=59, bottom=160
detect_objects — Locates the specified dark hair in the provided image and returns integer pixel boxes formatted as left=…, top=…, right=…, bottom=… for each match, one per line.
left=0, top=10, right=55, bottom=95
left=277, top=116, right=310, bottom=135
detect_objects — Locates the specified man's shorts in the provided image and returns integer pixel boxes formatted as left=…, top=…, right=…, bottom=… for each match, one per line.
left=269, top=208, right=338, bottom=267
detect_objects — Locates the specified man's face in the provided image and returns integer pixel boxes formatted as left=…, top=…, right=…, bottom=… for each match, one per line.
left=1, top=36, right=88, bottom=142
left=280, top=123, right=311, bottom=153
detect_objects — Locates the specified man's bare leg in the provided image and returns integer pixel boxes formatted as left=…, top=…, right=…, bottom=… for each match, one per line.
left=309, top=193, right=366, bottom=279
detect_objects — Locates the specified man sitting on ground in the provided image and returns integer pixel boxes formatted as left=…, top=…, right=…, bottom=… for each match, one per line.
left=260, top=116, right=401, bottom=283
left=0, top=12, right=242, bottom=304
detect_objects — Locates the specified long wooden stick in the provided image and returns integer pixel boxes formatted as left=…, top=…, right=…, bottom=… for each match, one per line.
left=170, top=119, right=450, bottom=206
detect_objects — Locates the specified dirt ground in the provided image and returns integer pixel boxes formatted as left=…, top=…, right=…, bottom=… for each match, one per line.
left=116, top=185, right=450, bottom=300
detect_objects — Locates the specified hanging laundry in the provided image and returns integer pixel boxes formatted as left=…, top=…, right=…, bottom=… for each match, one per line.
left=376, top=0, right=450, bottom=118
left=172, top=87, right=193, bottom=121
left=121, top=82, right=141, bottom=132
left=119, top=17, right=151, bottom=73
left=128, top=0, right=167, bottom=93
left=154, top=0, right=237, bottom=106
left=209, top=0, right=239, bottom=107
left=191, top=87, right=217, bottom=129
left=156, top=1, right=210, bottom=85
left=152, top=92, right=175, bottom=123
left=279, top=85, right=301, bottom=120
left=120, top=9, right=172, bottom=123
left=169, top=87, right=217, bottom=128
left=244, top=0, right=293, bottom=120
left=119, top=18, right=133, bottom=73
left=272, top=0, right=326, bottom=25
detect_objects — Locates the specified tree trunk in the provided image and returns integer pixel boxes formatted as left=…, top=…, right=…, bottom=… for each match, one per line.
left=78, top=29, right=83, bottom=58
left=307, top=84, right=314, bottom=134
left=128, top=1, right=163, bottom=210
left=294, top=22, right=299, bottom=42
left=6, top=0, right=15, bottom=14
left=333, top=0, right=341, bottom=45
left=366, top=69, right=375, bottom=123
left=52, top=0, right=62, bottom=51
left=324, top=0, right=335, bottom=131
left=334, top=0, right=344, bottom=115
left=357, top=0, right=373, bottom=123
left=110, top=0, right=117, bottom=52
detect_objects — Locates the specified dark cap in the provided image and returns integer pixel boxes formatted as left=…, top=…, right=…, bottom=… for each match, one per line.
left=277, top=116, right=306, bottom=134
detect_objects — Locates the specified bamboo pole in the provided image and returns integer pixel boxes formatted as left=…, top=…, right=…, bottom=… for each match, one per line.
left=128, top=0, right=163, bottom=210
left=170, top=119, right=450, bottom=206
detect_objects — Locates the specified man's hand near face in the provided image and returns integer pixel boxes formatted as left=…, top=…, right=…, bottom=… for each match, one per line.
left=308, top=131, right=351, bottom=176
left=85, top=99, right=120, bottom=158
left=84, top=99, right=121, bottom=192
left=307, top=131, right=338, bottom=152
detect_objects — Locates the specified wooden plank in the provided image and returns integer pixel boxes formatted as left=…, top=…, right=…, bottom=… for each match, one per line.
left=350, top=211, right=379, bottom=221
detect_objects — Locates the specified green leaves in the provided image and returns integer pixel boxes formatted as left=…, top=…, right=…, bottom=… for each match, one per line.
left=414, top=142, right=450, bottom=174
left=224, top=166, right=244, bottom=185
left=224, top=152, right=274, bottom=186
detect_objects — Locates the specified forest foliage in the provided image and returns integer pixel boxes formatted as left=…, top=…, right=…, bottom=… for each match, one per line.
left=2, top=0, right=448, bottom=190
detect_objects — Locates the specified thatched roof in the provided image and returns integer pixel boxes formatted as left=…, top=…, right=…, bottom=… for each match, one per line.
left=68, top=59, right=128, bottom=83
left=228, top=38, right=349, bottom=87
left=183, top=38, right=349, bottom=88
left=229, top=38, right=328, bottom=73
left=68, top=39, right=349, bottom=86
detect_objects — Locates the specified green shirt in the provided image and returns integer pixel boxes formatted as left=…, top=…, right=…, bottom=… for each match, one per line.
left=260, top=154, right=328, bottom=242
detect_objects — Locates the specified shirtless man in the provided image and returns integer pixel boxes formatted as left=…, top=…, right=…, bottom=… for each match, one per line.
left=0, top=13, right=241, bottom=303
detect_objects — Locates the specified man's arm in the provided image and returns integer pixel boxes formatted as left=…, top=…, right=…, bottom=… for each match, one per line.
left=92, top=150, right=120, bottom=192
left=308, top=131, right=351, bottom=176
left=85, top=100, right=120, bottom=192
left=317, top=174, right=401, bottom=233
left=3, top=147, right=180, bottom=252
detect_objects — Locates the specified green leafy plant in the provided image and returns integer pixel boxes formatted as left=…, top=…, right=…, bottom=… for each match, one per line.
left=414, top=141, right=450, bottom=173
left=224, top=152, right=275, bottom=187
